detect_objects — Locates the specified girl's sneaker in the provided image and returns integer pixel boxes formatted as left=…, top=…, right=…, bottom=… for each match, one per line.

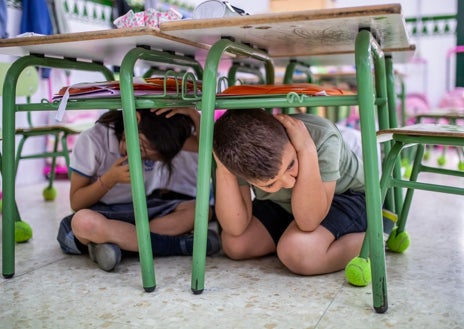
left=88, top=242, right=122, bottom=272
left=179, top=229, right=221, bottom=256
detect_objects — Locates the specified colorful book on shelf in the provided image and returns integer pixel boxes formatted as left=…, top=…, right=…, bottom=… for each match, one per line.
left=218, top=83, right=352, bottom=96
left=53, top=77, right=201, bottom=100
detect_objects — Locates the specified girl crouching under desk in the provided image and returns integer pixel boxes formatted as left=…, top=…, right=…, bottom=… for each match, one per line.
left=57, top=108, right=220, bottom=272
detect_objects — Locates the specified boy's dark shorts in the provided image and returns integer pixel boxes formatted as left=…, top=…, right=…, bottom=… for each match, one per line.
left=253, top=190, right=367, bottom=245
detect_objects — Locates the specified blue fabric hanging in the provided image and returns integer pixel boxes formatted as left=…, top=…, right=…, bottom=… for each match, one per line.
left=0, top=0, right=8, bottom=38
left=20, top=0, right=53, bottom=78
left=20, top=0, right=53, bottom=35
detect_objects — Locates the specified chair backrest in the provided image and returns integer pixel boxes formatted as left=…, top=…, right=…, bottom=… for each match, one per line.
left=0, top=62, right=40, bottom=98
left=0, top=62, right=41, bottom=128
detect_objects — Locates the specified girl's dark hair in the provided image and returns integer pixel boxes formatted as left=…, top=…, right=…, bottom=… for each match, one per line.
left=213, top=109, right=289, bottom=181
left=97, top=109, right=194, bottom=175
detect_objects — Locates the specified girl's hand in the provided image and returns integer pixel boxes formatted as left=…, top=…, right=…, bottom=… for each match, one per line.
left=104, top=156, right=130, bottom=185
left=152, top=107, right=200, bottom=120
left=274, top=113, right=316, bottom=153
left=152, top=107, right=200, bottom=136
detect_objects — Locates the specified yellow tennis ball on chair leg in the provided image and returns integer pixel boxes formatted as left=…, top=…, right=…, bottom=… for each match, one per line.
left=15, top=221, right=33, bottom=243
left=42, top=186, right=57, bottom=201
left=345, top=257, right=371, bottom=287
left=458, top=161, right=464, bottom=171
left=386, top=228, right=410, bottom=253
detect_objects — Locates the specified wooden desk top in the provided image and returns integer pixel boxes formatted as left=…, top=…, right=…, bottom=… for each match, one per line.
left=0, top=5, right=414, bottom=68
left=161, top=4, right=414, bottom=64
left=378, top=123, right=464, bottom=139
left=0, top=27, right=210, bottom=65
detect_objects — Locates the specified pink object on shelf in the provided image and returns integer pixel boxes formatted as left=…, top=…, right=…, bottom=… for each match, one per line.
left=157, top=8, right=182, bottom=24
left=113, top=10, right=137, bottom=28
left=113, top=9, right=181, bottom=28
left=145, top=9, right=158, bottom=26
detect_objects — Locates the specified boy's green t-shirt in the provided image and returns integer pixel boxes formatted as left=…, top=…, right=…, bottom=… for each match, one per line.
left=242, top=114, right=365, bottom=214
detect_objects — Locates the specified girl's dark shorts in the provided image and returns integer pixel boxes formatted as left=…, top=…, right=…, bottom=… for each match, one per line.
left=57, top=189, right=196, bottom=254
left=253, top=190, right=367, bottom=245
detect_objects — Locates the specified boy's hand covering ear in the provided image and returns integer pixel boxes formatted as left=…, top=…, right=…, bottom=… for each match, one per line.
left=274, top=114, right=315, bottom=153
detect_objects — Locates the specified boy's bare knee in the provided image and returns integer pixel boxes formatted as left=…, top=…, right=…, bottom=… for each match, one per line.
left=277, top=244, right=301, bottom=273
left=277, top=238, right=318, bottom=275
left=221, top=235, right=250, bottom=260
left=222, top=243, right=247, bottom=260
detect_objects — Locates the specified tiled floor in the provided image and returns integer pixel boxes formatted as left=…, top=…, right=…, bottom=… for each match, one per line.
left=1, top=150, right=463, bottom=328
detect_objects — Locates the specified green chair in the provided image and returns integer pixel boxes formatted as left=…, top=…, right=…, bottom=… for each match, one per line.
left=378, top=123, right=464, bottom=251
left=346, top=123, right=464, bottom=286
left=0, top=62, right=87, bottom=201
left=414, top=111, right=464, bottom=170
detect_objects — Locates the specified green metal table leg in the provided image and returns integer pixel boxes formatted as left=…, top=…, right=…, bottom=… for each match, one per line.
left=191, top=39, right=274, bottom=294
left=355, top=29, right=388, bottom=313
left=2, top=59, right=27, bottom=278
left=0, top=152, right=21, bottom=222
left=119, top=48, right=156, bottom=293
left=118, top=46, right=204, bottom=292
left=2, top=55, right=113, bottom=279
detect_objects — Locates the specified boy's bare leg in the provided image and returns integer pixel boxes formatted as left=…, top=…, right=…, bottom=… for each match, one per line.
left=277, top=221, right=365, bottom=275
left=221, top=217, right=276, bottom=259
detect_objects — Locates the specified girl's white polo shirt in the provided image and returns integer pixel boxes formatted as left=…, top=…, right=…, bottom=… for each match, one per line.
left=70, top=123, right=159, bottom=204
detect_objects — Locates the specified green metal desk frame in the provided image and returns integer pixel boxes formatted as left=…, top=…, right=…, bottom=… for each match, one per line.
left=1, top=24, right=407, bottom=315
left=1, top=48, right=203, bottom=293
left=1, top=57, right=114, bottom=282
left=191, top=30, right=396, bottom=313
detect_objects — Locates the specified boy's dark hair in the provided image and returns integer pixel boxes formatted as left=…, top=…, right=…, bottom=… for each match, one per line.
left=97, top=109, right=194, bottom=175
left=213, top=109, right=289, bottom=181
